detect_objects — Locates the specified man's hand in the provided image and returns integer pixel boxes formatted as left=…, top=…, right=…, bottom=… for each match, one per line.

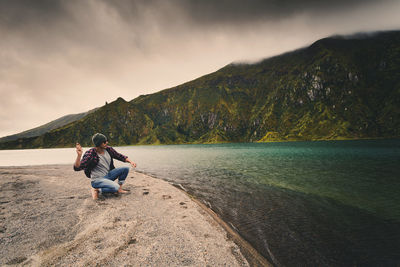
left=76, top=143, right=83, bottom=156
left=126, top=158, right=137, bottom=168
left=74, top=143, right=83, bottom=168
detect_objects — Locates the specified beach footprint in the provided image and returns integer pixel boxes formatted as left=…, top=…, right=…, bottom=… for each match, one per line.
left=6, top=256, right=27, bottom=265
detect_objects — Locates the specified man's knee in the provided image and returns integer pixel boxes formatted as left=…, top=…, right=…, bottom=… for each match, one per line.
left=115, top=166, right=129, bottom=174
left=120, top=166, right=129, bottom=177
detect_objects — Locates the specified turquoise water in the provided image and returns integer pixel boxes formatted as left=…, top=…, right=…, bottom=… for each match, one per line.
left=119, top=140, right=400, bottom=266
left=1, top=140, right=399, bottom=265
left=123, top=140, right=400, bottom=221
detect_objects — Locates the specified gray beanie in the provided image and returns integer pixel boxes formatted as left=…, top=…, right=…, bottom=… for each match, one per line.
left=92, top=133, right=107, bottom=147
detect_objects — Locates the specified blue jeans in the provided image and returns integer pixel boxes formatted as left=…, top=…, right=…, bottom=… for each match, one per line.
left=91, top=167, right=130, bottom=193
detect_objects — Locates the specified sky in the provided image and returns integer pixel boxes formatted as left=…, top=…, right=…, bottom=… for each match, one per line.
left=1, top=0, right=400, bottom=137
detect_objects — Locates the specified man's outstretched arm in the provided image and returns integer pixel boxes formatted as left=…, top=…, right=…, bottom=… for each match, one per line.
left=106, top=146, right=137, bottom=168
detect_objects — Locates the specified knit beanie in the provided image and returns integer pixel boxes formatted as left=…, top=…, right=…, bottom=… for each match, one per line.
left=92, top=133, right=107, bottom=147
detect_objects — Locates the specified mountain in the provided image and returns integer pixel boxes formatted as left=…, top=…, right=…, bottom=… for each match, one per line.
left=0, top=108, right=99, bottom=143
left=1, top=30, right=399, bottom=149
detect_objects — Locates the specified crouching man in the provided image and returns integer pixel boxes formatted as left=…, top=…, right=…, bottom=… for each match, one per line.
left=74, top=133, right=137, bottom=200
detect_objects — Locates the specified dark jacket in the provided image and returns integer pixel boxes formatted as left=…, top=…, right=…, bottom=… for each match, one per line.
left=73, top=146, right=128, bottom=178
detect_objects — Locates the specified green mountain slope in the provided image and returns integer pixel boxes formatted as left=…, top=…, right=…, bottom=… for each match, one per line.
left=0, top=108, right=99, bottom=143
left=1, top=30, right=399, bottom=149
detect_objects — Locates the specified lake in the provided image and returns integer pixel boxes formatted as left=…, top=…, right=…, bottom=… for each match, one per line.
left=1, top=140, right=399, bottom=266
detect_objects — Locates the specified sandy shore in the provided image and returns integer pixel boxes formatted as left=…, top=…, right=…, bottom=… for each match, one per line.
left=0, top=164, right=252, bottom=266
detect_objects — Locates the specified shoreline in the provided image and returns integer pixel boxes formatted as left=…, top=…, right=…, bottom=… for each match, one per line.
left=1, top=137, right=399, bottom=151
left=175, top=187, right=272, bottom=267
left=135, top=169, right=271, bottom=266
left=0, top=164, right=263, bottom=266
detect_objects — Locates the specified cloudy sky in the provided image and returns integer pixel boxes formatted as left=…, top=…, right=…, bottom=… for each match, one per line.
left=1, top=0, right=400, bottom=137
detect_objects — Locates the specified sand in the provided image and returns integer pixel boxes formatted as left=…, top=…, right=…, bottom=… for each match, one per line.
left=0, top=164, right=251, bottom=266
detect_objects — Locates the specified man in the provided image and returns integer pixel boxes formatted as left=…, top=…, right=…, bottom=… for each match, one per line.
left=74, top=133, right=137, bottom=200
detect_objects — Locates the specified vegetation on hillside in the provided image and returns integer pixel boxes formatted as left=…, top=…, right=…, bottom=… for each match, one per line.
left=1, top=31, right=399, bottom=149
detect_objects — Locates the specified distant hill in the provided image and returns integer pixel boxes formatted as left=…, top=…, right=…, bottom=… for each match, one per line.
left=1, top=30, right=399, bottom=149
left=0, top=108, right=98, bottom=143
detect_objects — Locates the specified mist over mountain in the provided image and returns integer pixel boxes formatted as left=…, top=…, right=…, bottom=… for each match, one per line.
left=1, top=30, right=399, bottom=149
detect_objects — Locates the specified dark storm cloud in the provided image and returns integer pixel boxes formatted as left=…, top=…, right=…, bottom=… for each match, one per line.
left=0, top=0, right=394, bottom=54
left=0, top=0, right=66, bottom=28
left=0, top=0, right=390, bottom=30
left=173, top=0, right=380, bottom=24
left=99, top=0, right=386, bottom=26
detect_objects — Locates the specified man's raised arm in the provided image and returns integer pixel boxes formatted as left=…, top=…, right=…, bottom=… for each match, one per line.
left=74, top=143, right=83, bottom=169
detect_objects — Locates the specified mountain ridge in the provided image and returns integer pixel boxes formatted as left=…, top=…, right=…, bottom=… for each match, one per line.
left=1, top=30, right=399, bottom=149
left=0, top=107, right=99, bottom=143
